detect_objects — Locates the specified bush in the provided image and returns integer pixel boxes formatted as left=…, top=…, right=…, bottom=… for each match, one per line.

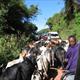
left=0, top=34, right=29, bottom=66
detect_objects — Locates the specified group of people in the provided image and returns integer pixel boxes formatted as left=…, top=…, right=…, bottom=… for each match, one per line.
left=5, top=35, right=80, bottom=80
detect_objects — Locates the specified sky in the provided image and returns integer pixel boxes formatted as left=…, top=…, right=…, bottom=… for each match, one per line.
left=24, top=0, right=64, bottom=31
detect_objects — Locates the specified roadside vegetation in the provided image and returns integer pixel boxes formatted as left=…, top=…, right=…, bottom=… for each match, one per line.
left=0, top=0, right=38, bottom=66
left=43, top=0, right=80, bottom=40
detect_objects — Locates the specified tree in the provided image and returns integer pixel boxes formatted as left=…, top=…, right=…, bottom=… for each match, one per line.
left=0, top=0, right=38, bottom=66
left=0, top=0, right=38, bottom=36
left=46, top=17, right=53, bottom=30
left=64, top=0, right=74, bottom=24
left=46, top=0, right=80, bottom=40
left=46, top=12, right=65, bottom=32
left=4, top=4, right=38, bottom=36
left=0, top=0, right=24, bottom=34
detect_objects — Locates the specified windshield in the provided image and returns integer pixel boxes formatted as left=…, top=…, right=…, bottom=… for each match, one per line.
left=51, top=34, right=58, bottom=36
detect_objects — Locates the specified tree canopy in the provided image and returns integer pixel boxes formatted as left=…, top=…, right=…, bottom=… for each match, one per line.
left=0, top=0, right=38, bottom=36
left=0, top=0, right=39, bottom=66
left=46, top=0, right=80, bottom=40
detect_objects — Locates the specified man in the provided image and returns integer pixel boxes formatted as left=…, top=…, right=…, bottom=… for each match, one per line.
left=65, top=35, right=79, bottom=73
left=54, top=35, right=80, bottom=80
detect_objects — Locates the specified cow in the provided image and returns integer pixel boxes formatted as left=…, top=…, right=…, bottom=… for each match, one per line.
left=6, top=47, right=30, bottom=68
left=54, top=46, right=66, bottom=69
left=47, top=45, right=66, bottom=80
left=60, top=40, right=69, bottom=52
left=0, top=57, right=35, bottom=80
left=31, top=46, right=51, bottom=80
left=0, top=64, right=3, bottom=76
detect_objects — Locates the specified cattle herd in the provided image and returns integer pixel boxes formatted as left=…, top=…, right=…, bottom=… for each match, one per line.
left=0, top=39, right=69, bottom=80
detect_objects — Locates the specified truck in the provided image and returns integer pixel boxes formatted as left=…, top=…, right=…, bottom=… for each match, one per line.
left=48, top=31, right=60, bottom=40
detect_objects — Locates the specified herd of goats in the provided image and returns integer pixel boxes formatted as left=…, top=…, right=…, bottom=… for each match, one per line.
left=0, top=39, right=70, bottom=80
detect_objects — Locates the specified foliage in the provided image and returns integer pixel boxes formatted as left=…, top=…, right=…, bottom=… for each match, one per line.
left=46, top=12, right=66, bottom=32
left=0, top=34, right=30, bottom=66
left=64, top=0, right=74, bottom=22
left=0, top=1, right=38, bottom=35
left=0, top=0, right=38, bottom=66
left=0, top=0, right=24, bottom=34
left=46, top=0, right=80, bottom=40
left=28, top=5, right=38, bottom=18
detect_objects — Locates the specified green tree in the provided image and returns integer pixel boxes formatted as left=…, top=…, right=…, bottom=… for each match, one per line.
left=64, top=0, right=74, bottom=24
left=46, top=12, right=65, bottom=32
left=0, top=0, right=38, bottom=35
left=0, top=0, right=38, bottom=66
left=46, top=0, right=80, bottom=40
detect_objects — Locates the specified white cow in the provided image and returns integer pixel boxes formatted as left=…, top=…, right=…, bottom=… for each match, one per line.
left=32, top=46, right=51, bottom=80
